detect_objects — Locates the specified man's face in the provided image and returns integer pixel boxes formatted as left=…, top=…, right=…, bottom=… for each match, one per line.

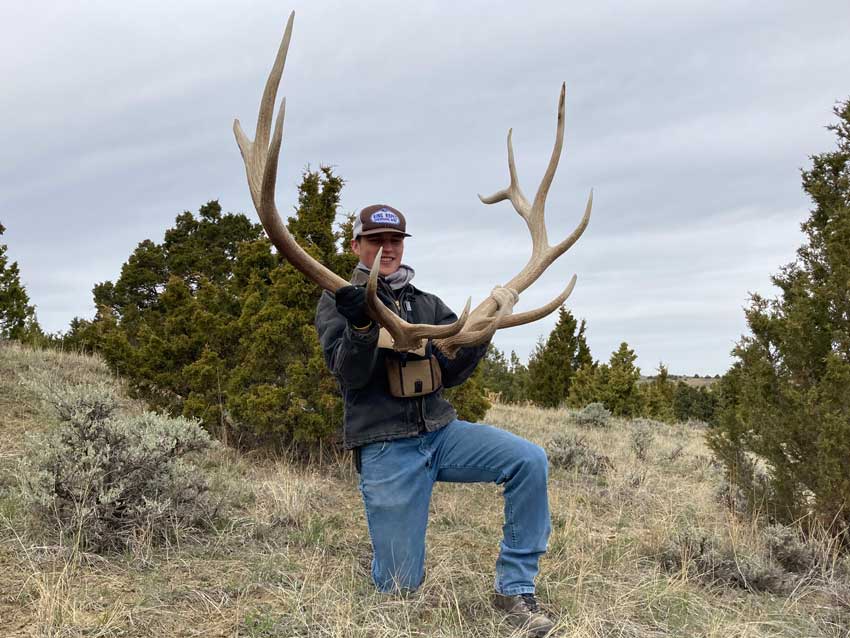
left=351, top=232, right=405, bottom=276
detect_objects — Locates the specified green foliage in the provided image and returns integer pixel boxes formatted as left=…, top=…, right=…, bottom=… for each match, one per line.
left=606, top=342, right=643, bottom=417
left=0, top=222, right=40, bottom=341
left=567, top=342, right=643, bottom=418
left=443, top=364, right=491, bottom=422
left=479, top=344, right=510, bottom=395
left=505, top=351, right=530, bottom=403
left=566, top=362, right=603, bottom=409
left=526, top=308, right=592, bottom=407
left=707, top=99, right=850, bottom=538
left=479, top=344, right=528, bottom=403
left=59, top=317, right=96, bottom=354
left=19, top=379, right=216, bottom=552
left=79, top=167, right=355, bottom=445
left=672, top=381, right=718, bottom=423
left=640, top=363, right=675, bottom=423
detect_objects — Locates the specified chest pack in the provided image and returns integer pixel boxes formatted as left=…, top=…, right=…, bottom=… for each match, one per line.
left=378, top=327, right=442, bottom=398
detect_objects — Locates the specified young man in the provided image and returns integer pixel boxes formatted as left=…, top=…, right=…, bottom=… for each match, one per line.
left=315, top=204, right=555, bottom=637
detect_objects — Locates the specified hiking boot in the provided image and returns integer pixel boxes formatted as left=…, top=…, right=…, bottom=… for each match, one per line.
left=493, top=592, right=556, bottom=637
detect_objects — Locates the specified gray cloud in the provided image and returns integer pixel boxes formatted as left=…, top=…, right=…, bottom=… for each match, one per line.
left=2, top=0, right=848, bottom=376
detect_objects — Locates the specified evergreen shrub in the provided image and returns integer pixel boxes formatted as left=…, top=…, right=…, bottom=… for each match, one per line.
left=714, top=451, right=774, bottom=519
left=69, top=169, right=492, bottom=448
left=526, top=308, right=591, bottom=407
left=479, top=344, right=528, bottom=404
left=443, top=365, right=491, bottom=422
left=707, top=100, right=850, bottom=538
left=0, top=221, right=41, bottom=341
left=672, top=381, right=717, bottom=424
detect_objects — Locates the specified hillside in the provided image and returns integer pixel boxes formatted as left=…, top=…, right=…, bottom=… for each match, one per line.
left=0, top=342, right=847, bottom=637
left=638, top=375, right=719, bottom=389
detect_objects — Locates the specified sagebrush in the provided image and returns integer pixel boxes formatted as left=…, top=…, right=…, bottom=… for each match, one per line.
left=574, top=402, right=611, bottom=428
left=19, top=378, right=217, bottom=551
left=547, top=433, right=613, bottom=475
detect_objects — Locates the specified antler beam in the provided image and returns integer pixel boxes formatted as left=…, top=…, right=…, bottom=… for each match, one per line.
left=434, top=83, right=592, bottom=358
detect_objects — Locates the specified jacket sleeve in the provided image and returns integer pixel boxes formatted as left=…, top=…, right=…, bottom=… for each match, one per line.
left=315, top=290, right=380, bottom=390
left=432, top=296, right=489, bottom=388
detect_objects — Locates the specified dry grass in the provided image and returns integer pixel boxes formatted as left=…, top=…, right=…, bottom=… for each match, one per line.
left=1, top=341, right=849, bottom=637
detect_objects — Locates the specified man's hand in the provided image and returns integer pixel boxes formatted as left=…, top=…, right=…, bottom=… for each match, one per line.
left=335, top=285, right=371, bottom=329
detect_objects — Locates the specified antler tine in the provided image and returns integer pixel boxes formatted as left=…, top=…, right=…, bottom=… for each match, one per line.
left=233, top=11, right=348, bottom=293
left=504, top=188, right=592, bottom=296
left=234, top=11, right=295, bottom=212
left=548, top=189, right=593, bottom=265
left=498, top=275, right=576, bottom=329
left=365, top=248, right=471, bottom=351
left=530, top=83, right=566, bottom=227
left=479, top=128, right=532, bottom=221
left=256, top=12, right=294, bottom=156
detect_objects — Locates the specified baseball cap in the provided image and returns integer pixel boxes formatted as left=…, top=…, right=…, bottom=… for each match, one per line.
left=353, top=204, right=411, bottom=238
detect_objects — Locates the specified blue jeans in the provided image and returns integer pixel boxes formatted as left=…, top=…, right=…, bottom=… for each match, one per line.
left=358, top=419, right=551, bottom=595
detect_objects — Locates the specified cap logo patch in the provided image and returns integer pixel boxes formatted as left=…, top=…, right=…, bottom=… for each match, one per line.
left=371, top=209, right=400, bottom=225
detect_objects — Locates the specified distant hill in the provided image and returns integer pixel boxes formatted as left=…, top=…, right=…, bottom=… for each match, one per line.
left=638, top=374, right=720, bottom=388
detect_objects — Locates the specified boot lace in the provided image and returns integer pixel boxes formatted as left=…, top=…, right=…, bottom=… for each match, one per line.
left=520, top=593, right=540, bottom=613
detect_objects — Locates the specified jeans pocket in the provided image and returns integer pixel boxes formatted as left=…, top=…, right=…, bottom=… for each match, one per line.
left=360, top=440, right=392, bottom=465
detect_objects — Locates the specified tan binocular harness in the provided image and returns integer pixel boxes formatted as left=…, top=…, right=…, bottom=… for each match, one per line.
left=378, top=328, right=442, bottom=398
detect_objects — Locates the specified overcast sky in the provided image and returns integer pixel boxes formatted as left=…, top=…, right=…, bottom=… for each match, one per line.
left=2, top=1, right=849, bottom=375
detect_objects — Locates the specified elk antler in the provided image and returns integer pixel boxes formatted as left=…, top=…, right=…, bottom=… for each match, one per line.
left=232, top=12, right=469, bottom=352
left=434, top=83, right=592, bottom=358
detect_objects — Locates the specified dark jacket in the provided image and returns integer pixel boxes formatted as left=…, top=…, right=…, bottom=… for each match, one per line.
left=315, top=268, right=487, bottom=449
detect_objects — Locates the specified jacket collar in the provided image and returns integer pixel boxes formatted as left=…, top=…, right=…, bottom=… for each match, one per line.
left=349, top=267, right=421, bottom=297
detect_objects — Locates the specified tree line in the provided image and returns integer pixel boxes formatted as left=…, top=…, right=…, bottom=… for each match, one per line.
left=478, top=314, right=718, bottom=423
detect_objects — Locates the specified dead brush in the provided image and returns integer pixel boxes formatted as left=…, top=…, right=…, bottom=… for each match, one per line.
left=629, top=423, right=655, bottom=462
left=664, top=443, right=686, bottom=463
left=655, top=526, right=790, bottom=594
left=764, top=522, right=850, bottom=583
left=764, top=523, right=820, bottom=575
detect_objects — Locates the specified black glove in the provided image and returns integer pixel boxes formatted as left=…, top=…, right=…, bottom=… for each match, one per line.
left=335, top=285, right=371, bottom=328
